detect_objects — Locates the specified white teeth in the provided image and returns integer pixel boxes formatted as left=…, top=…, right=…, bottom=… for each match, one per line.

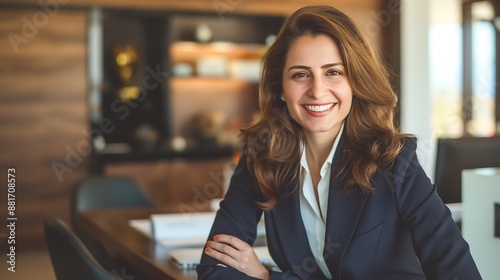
left=304, top=103, right=334, bottom=112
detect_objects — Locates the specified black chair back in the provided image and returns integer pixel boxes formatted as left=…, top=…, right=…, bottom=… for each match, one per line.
left=435, top=136, right=500, bottom=203
left=44, top=217, right=122, bottom=280
left=71, top=176, right=154, bottom=232
left=72, top=176, right=154, bottom=213
left=70, top=176, right=155, bottom=272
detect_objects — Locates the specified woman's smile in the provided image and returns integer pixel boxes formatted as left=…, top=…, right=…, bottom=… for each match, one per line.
left=302, top=102, right=336, bottom=115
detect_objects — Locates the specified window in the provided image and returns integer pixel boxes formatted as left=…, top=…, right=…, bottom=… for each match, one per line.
left=469, top=1, right=496, bottom=136
left=429, top=0, right=497, bottom=138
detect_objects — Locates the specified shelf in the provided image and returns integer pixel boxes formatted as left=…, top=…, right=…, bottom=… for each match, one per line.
left=170, top=42, right=265, bottom=81
left=91, top=143, right=234, bottom=173
left=95, top=145, right=234, bottom=161
left=170, top=41, right=267, bottom=64
left=170, top=76, right=259, bottom=86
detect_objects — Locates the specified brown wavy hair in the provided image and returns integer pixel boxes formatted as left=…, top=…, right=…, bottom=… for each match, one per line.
left=241, top=5, right=411, bottom=210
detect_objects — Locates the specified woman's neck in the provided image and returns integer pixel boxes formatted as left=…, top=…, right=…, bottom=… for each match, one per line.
left=304, top=131, right=338, bottom=168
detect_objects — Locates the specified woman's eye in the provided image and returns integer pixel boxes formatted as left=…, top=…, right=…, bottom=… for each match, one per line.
left=292, top=72, right=308, bottom=79
left=326, top=70, right=342, bottom=76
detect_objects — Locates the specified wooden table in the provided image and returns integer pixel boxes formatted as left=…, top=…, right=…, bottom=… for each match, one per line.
left=78, top=207, right=204, bottom=280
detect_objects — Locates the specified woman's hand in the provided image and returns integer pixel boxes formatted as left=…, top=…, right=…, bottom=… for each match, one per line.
left=204, top=234, right=270, bottom=280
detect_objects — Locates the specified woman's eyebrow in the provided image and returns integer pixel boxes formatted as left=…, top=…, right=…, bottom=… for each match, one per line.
left=321, top=62, right=344, bottom=69
left=287, top=62, right=344, bottom=71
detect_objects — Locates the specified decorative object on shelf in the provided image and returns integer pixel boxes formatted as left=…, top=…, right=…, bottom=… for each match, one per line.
left=92, top=134, right=106, bottom=151
left=182, top=110, right=227, bottom=148
left=265, top=34, right=277, bottom=46
left=113, top=43, right=140, bottom=102
left=229, top=59, right=261, bottom=81
left=132, top=123, right=160, bottom=149
left=195, top=22, right=212, bottom=43
left=172, top=62, right=194, bottom=77
left=170, top=136, right=187, bottom=152
left=196, top=56, right=228, bottom=77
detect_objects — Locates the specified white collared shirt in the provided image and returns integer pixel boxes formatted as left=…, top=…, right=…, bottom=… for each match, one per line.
left=299, top=125, right=343, bottom=279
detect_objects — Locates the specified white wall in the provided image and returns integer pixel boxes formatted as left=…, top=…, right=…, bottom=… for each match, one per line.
left=400, top=0, right=435, bottom=178
left=463, top=168, right=500, bottom=279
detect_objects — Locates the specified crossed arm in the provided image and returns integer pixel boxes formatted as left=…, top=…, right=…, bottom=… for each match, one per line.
left=204, top=234, right=270, bottom=280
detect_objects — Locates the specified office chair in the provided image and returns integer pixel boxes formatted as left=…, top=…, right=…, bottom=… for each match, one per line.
left=44, top=217, right=122, bottom=280
left=71, top=176, right=155, bottom=272
left=71, top=176, right=154, bottom=216
left=71, top=175, right=155, bottom=232
left=434, top=136, right=500, bottom=204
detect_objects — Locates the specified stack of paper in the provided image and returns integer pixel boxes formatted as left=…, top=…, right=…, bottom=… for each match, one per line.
left=130, top=212, right=215, bottom=247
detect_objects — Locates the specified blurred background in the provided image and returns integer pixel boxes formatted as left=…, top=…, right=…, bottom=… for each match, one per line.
left=0, top=0, right=498, bottom=279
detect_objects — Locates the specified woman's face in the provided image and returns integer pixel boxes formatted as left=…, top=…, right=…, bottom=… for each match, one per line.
left=282, top=34, right=352, bottom=140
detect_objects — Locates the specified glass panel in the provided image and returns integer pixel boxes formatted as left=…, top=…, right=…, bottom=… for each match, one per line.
left=429, top=0, right=463, bottom=138
left=469, top=1, right=496, bottom=136
left=430, top=0, right=497, bottom=138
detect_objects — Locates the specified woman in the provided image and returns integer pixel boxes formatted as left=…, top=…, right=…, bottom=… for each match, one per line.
left=197, top=5, right=481, bottom=280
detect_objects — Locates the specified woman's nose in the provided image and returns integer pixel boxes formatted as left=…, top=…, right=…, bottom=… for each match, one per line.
left=308, top=76, right=327, bottom=98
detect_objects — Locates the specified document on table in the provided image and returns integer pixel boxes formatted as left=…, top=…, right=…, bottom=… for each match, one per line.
left=129, top=211, right=276, bottom=270
left=129, top=212, right=215, bottom=247
left=168, top=246, right=276, bottom=270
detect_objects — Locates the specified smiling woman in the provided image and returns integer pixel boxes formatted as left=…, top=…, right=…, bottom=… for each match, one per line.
left=245, top=4, right=405, bottom=210
left=197, top=5, right=482, bottom=280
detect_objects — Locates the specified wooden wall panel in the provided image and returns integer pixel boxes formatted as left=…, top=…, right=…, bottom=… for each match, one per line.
left=0, top=9, right=88, bottom=250
left=3, top=0, right=382, bottom=17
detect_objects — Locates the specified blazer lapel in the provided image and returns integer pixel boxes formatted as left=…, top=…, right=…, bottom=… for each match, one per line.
left=323, top=137, right=369, bottom=278
left=270, top=183, right=328, bottom=279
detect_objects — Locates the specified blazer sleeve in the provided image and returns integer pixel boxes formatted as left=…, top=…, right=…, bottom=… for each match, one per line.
left=392, top=139, right=482, bottom=279
left=197, top=152, right=310, bottom=280
left=196, top=151, right=265, bottom=279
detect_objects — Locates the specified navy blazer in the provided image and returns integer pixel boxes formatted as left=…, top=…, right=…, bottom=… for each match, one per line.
left=197, top=137, right=481, bottom=279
